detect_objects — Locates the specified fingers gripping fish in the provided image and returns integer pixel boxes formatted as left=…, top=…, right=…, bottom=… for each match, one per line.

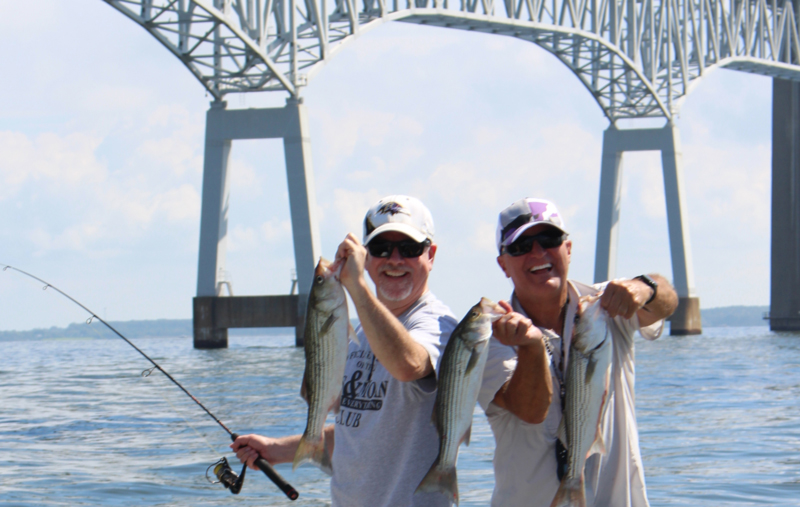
left=551, top=295, right=613, bottom=507
left=293, top=258, right=359, bottom=474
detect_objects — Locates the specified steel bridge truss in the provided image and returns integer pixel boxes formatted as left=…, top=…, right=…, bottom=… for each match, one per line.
left=105, top=0, right=800, bottom=120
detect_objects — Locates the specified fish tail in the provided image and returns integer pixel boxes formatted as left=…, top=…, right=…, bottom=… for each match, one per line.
left=415, top=460, right=459, bottom=505
left=549, top=476, right=585, bottom=507
left=292, top=434, right=332, bottom=475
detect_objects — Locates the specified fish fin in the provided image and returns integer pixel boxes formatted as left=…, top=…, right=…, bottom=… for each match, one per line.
left=293, top=434, right=333, bottom=476
left=319, top=313, right=337, bottom=336
left=549, top=476, right=585, bottom=507
left=460, top=424, right=472, bottom=447
left=348, top=322, right=360, bottom=345
left=415, top=457, right=459, bottom=505
left=465, top=348, right=481, bottom=376
left=300, top=369, right=309, bottom=404
left=588, top=432, right=607, bottom=457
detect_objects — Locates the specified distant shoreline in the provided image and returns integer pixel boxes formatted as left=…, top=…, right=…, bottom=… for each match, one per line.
left=0, top=306, right=770, bottom=341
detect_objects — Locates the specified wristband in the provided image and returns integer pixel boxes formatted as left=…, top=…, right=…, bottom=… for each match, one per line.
left=634, top=274, right=658, bottom=306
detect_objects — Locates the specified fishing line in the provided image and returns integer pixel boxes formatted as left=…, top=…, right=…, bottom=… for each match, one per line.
left=140, top=367, right=221, bottom=456
left=70, top=305, right=221, bottom=457
left=1, top=263, right=299, bottom=501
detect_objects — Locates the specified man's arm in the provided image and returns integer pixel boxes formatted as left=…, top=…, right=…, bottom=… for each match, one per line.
left=601, top=273, right=678, bottom=327
left=335, top=233, right=434, bottom=382
left=231, top=425, right=335, bottom=470
left=490, top=301, right=552, bottom=424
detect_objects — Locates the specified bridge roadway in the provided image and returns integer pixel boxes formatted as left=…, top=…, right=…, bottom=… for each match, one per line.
left=103, top=0, right=800, bottom=344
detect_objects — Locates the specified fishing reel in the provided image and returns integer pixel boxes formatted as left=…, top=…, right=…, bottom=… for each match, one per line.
left=207, top=457, right=246, bottom=494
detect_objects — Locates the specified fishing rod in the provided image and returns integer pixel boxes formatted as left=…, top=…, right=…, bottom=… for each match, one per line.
left=1, top=263, right=299, bottom=501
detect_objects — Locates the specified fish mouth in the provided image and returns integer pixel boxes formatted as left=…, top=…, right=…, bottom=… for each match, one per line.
left=479, top=297, right=507, bottom=321
left=529, top=263, right=553, bottom=274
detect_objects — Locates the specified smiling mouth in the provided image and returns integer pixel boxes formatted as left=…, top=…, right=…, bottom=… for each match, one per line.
left=383, top=270, right=409, bottom=278
left=530, top=263, right=553, bottom=274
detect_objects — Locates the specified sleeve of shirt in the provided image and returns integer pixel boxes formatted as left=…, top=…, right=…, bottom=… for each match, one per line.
left=406, top=309, right=458, bottom=373
left=477, top=337, right=518, bottom=411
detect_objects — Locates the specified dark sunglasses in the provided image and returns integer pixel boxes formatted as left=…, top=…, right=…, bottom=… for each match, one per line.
left=501, top=231, right=566, bottom=256
left=367, top=239, right=431, bottom=258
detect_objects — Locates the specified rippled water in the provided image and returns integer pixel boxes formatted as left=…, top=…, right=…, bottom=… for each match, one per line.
left=1, top=327, right=798, bottom=506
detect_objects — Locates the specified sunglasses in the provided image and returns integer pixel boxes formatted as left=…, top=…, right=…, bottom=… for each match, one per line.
left=367, top=239, right=431, bottom=258
left=501, top=231, right=566, bottom=256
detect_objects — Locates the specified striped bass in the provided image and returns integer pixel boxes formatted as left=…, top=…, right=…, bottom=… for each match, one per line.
left=551, top=295, right=613, bottom=507
left=416, top=297, right=506, bottom=505
left=293, top=257, right=358, bottom=474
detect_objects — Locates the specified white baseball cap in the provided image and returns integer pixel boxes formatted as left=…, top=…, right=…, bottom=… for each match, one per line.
left=363, top=195, right=435, bottom=245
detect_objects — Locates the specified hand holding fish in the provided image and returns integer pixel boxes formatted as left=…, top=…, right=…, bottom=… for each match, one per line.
left=491, top=300, right=545, bottom=348
left=334, top=233, right=369, bottom=295
left=600, top=278, right=653, bottom=319
left=490, top=300, right=552, bottom=424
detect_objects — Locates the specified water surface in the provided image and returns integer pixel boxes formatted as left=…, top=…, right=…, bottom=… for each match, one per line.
left=1, top=326, right=798, bottom=506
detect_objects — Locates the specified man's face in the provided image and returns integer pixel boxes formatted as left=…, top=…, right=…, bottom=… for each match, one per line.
left=365, top=231, right=436, bottom=314
left=496, top=224, right=572, bottom=306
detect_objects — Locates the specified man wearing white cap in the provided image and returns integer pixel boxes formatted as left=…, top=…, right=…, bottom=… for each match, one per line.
left=478, top=197, right=678, bottom=507
left=233, top=195, right=457, bottom=507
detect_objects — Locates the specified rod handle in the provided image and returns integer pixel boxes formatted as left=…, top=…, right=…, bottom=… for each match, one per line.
left=231, top=433, right=299, bottom=501
left=256, top=457, right=299, bottom=500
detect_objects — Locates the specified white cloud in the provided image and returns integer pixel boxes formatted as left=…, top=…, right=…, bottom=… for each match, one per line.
left=315, top=108, right=425, bottom=170
left=262, top=219, right=293, bottom=241
left=469, top=220, right=498, bottom=253
left=0, top=131, right=107, bottom=198
left=329, top=188, right=384, bottom=235
left=157, top=184, right=202, bottom=222
left=229, top=158, right=263, bottom=197
left=228, top=219, right=291, bottom=253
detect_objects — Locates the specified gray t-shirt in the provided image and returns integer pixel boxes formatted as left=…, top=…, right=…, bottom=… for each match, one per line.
left=330, top=291, right=458, bottom=507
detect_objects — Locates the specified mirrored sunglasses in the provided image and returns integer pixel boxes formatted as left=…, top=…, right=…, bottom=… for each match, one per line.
left=501, top=231, right=566, bottom=256
left=367, top=239, right=431, bottom=258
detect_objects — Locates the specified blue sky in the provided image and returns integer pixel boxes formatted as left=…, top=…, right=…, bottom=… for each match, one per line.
left=0, top=1, right=773, bottom=331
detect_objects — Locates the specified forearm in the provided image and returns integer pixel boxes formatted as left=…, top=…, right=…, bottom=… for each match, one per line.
left=347, top=279, right=433, bottom=382
left=324, top=424, right=335, bottom=456
left=267, top=434, right=303, bottom=464
left=638, top=274, right=679, bottom=327
left=492, top=342, right=552, bottom=424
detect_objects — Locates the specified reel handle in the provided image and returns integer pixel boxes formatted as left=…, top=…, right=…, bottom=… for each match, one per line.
left=231, top=433, right=299, bottom=501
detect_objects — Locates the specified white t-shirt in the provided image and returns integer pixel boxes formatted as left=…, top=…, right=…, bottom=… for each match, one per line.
left=330, top=291, right=458, bottom=507
left=478, top=280, right=663, bottom=507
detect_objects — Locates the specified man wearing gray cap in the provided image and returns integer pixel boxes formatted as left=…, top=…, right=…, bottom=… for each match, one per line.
left=478, top=197, right=678, bottom=507
left=233, top=195, right=457, bottom=507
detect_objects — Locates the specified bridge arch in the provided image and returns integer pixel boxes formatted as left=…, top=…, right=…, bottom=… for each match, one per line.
left=106, top=0, right=800, bottom=122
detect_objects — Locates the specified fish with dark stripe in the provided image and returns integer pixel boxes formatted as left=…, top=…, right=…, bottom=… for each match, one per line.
left=416, top=297, right=506, bottom=504
left=551, top=295, right=613, bottom=507
left=293, top=257, right=358, bottom=474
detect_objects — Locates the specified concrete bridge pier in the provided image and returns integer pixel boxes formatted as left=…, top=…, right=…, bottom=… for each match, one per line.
left=194, top=98, right=320, bottom=348
left=594, top=123, right=702, bottom=335
left=770, top=79, right=800, bottom=331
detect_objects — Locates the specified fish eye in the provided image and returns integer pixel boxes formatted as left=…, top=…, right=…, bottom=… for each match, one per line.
left=315, top=275, right=324, bottom=284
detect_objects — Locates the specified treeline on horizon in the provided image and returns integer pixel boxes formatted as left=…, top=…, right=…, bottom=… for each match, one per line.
left=0, top=306, right=769, bottom=341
